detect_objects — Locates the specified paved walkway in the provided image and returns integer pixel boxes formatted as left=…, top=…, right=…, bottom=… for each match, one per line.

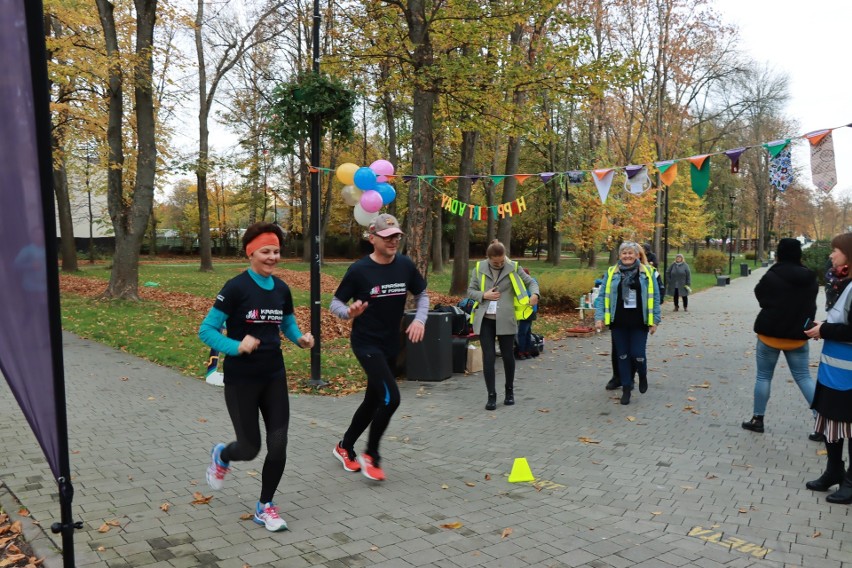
left=2, top=266, right=851, bottom=568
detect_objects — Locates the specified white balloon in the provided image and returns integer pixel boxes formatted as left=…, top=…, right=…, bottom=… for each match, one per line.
left=341, top=184, right=362, bottom=207
left=353, top=203, right=378, bottom=226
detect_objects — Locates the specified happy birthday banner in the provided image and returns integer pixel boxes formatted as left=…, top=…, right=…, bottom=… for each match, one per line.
left=313, top=122, right=851, bottom=224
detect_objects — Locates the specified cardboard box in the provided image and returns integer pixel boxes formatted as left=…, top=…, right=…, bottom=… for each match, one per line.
left=466, top=344, right=483, bottom=373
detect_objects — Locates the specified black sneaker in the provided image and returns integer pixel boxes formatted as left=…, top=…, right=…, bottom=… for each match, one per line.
left=809, top=432, right=826, bottom=442
left=741, top=416, right=764, bottom=433
left=605, top=377, right=620, bottom=390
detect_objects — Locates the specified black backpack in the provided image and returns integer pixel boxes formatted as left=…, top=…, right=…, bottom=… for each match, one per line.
left=434, top=304, right=470, bottom=335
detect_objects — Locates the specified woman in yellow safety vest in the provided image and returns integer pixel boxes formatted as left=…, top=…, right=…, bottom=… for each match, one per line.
left=467, top=240, right=540, bottom=411
left=594, top=241, right=661, bottom=405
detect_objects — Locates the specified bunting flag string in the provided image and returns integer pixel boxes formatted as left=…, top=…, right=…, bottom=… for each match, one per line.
left=312, top=121, right=850, bottom=213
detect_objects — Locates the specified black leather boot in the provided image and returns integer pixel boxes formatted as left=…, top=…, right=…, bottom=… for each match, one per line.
left=504, top=387, right=514, bottom=406
left=826, top=469, right=852, bottom=503
left=605, top=377, right=619, bottom=390
left=620, top=387, right=631, bottom=405
left=741, top=415, right=764, bottom=433
left=485, top=393, right=497, bottom=411
left=807, top=441, right=844, bottom=491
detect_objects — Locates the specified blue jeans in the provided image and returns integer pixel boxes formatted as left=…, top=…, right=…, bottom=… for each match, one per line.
left=610, top=326, right=649, bottom=389
left=752, top=339, right=815, bottom=416
left=517, top=319, right=533, bottom=353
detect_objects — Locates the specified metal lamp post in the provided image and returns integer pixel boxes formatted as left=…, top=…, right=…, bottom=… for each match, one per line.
left=728, top=193, right=735, bottom=275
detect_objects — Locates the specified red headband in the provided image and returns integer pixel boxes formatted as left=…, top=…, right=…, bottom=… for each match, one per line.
left=246, top=233, right=280, bottom=258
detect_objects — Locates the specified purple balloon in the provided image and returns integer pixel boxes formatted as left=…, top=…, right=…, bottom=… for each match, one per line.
left=353, top=166, right=377, bottom=190
left=375, top=182, right=396, bottom=205
left=360, top=189, right=383, bottom=213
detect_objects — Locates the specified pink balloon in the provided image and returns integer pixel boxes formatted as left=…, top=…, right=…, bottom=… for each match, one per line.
left=369, top=159, right=395, bottom=177
left=360, top=190, right=383, bottom=213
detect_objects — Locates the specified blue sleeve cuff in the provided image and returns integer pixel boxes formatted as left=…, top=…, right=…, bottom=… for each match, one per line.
left=280, top=313, right=303, bottom=345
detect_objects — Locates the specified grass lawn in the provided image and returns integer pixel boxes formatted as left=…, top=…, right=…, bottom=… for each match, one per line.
left=60, top=252, right=750, bottom=391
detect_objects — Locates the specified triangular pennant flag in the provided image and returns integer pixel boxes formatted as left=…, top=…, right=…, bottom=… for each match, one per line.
left=469, top=175, right=482, bottom=183
left=567, top=171, right=585, bottom=184
left=592, top=168, right=615, bottom=204
left=655, top=160, right=678, bottom=186
left=539, top=172, right=555, bottom=183
left=624, top=164, right=644, bottom=179
left=624, top=165, right=650, bottom=195
left=768, top=145, right=794, bottom=192
left=805, top=129, right=831, bottom=146
left=688, top=155, right=711, bottom=197
left=402, top=175, right=416, bottom=182
left=724, top=147, right=747, bottom=173
left=513, top=174, right=532, bottom=185
left=807, top=130, right=837, bottom=192
left=443, top=176, right=459, bottom=182
left=489, top=174, right=508, bottom=185
left=421, top=175, right=437, bottom=182
left=763, top=139, right=790, bottom=159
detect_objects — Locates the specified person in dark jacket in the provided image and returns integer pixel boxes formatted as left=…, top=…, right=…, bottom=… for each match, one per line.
left=742, top=238, right=817, bottom=436
left=803, top=232, right=852, bottom=503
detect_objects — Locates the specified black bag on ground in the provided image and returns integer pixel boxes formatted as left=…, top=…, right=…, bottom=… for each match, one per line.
left=433, top=304, right=469, bottom=335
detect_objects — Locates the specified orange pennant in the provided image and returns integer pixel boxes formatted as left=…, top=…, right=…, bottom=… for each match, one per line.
left=686, top=155, right=709, bottom=169
left=805, top=130, right=831, bottom=146
left=593, top=168, right=613, bottom=181
left=514, top=174, right=532, bottom=185
left=660, top=163, right=678, bottom=186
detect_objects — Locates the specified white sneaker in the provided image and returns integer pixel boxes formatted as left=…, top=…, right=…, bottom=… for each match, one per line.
left=254, top=502, right=288, bottom=532
left=206, top=443, right=229, bottom=491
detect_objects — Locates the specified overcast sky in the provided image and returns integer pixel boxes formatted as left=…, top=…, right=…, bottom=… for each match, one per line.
left=712, top=0, right=852, bottom=197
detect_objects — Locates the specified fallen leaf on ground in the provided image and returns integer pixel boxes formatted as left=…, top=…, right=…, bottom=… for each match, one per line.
left=484, top=474, right=491, bottom=481
left=537, top=408, right=550, bottom=413
left=577, top=436, right=600, bottom=444
left=191, top=492, right=213, bottom=505
left=441, top=521, right=463, bottom=529
left=626, top=416, right=636, bottom=422
left=160, top=503, right=170, bottom=512
left=441, top=484, right=449, bottom=489
left=464, top=481, right=476, bottom=487
left=501, top=527, right=513, bottom=538
left=240, top=513, right=253, bottom=521
left=812, top=531, right=821, bottom=538
left=686, top=396, right=696, bottom=402
left=690, top=382, right=711, bottom=388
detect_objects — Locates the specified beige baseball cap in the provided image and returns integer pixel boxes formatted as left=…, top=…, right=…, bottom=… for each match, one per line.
left=369, top=214, right=403, bottom=237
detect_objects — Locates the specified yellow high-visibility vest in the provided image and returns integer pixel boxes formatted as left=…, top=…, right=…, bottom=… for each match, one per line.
left=603, top=264, right=654, bottom=326
left=469, top=260, right=531, bottom=323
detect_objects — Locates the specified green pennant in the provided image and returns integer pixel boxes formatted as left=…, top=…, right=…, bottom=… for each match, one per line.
left=489, top=175, right=508, bottom=186
left=421, top=175, right=437, bottom=182
left=763, top=139, right=790, bottom=159
left=689, top=159, right=711, bottom=198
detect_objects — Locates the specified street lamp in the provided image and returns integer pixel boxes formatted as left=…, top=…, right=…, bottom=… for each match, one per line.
left=728, top=193, right=736, bottom=275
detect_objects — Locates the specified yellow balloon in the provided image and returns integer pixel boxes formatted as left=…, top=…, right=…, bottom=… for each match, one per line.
left=336, top=162, right=359, bottom=185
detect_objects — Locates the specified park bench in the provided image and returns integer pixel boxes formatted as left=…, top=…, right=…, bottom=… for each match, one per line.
left=714, top=268, right=730, bottom=286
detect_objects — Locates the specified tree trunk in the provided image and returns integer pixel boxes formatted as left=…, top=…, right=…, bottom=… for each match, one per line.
left=300, top=139, right=310, bottom=262
left=431, top=208, right=443, bottom=273
left=53, top=152, right=78, bottom=272
left=380, top=61, right=399, bottom=217
left=95, top=0, right=158, bottom=299
left=449, top=130, right=478, bottom=295
left=497, top=133, right=520, bottom=253
left=403, top=0, right=435, bottom=279
left=194, top=0, right=214, bottom=271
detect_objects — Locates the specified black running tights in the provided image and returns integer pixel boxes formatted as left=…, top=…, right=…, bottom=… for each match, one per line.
left=221, top=376, right=289, bottom=504
left=342, top=351, right=400, bottom=461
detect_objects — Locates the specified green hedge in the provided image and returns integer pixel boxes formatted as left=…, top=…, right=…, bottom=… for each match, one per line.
left=693, top=249, right=728, bottom=273
left=802, top=242, right=831, bottom=284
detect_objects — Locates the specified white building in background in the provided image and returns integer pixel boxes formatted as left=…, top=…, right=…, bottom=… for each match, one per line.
left=55, top=190, right=112, bottom=239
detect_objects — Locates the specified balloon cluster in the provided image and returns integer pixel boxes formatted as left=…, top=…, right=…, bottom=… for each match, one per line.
left=336, top=160, right=396, bottom=226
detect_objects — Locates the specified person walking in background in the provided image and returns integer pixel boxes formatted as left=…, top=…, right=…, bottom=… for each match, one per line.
left=595, top=241, right=661, bottom=405
left=666, top=254, right=692, bottom=312
left=515, top=267, right=539, bottom=360
left=198, top=222, right=314, bottom=532
left=804, top=233, right=852, bottom=504
left=741, top=238, right=817, bottom=437
left=468, top=240, right=540, bottom=410
left=329, top=214, right=428, bottom=482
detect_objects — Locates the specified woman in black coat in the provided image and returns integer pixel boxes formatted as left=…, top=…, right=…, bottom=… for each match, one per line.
left=741, top=238, right=817, bottom=436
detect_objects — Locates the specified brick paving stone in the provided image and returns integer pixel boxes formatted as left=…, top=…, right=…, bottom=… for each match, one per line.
left=2, top=269, right=852, bottom=567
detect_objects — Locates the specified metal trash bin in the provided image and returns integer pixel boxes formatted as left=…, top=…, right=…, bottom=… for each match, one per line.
left=740, top=263, right=750, bottom=277
left=402, top=311, right=452, bottom=381
left=716, top=275, right=730, bottom=286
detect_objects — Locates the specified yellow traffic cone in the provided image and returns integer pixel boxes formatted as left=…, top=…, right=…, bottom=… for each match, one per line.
left=507, top=457, right=535, bottom=483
